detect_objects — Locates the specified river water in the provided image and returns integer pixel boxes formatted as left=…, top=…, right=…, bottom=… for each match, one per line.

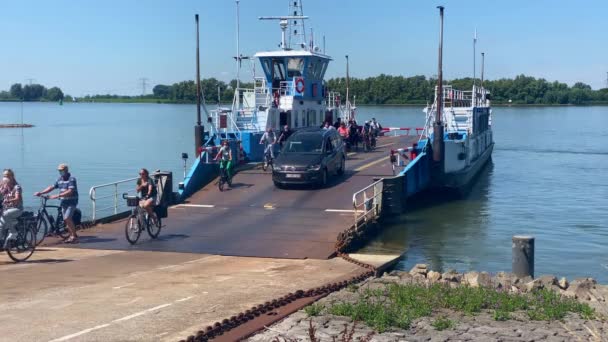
left=1, top=102, right=607, bottom=282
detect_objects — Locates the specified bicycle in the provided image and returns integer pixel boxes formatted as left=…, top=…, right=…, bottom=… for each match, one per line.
left=33, top=195, right=70, bottom=245
left=123, top=193, right=162, bottom=245
left=218, top=161, right=233, bottom=192
left=262, top=145, right=274, bottom=172
left=0, top=209, right=36, bottom=262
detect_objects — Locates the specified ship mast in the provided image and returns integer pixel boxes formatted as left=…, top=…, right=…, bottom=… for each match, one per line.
left=433, top=6, right=445, bottom=170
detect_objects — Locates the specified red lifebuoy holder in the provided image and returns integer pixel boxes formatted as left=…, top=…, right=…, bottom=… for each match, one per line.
left=295, top=78, right=305, bottom=94
left=312, top=83, right=318, bottom=97
left=273, top=91, right=280, bottom=106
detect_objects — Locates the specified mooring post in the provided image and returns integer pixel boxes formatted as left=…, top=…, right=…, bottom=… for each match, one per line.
left=512, top=235, right=535, bottom=278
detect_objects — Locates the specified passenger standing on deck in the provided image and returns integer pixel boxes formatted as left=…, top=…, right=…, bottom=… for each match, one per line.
left=260, top=128, right=277, bottom=159
left=136, top=168, right=158, bottom=225
left=333, top=117, right=342, bottom=130
left=0, top=169, right=23, bottom=245
left=371, top=118, right=381, bottom=137
left=277, top=125, right=293, bottom=149
left=35, top=164, right=79, bottom=243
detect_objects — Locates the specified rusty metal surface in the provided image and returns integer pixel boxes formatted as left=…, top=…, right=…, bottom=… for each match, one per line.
left=52, top=135, right=419, bottom=260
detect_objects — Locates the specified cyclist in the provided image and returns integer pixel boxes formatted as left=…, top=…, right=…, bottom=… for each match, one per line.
left=214, top=140, right=233, bottom=182
left=35, top=164, right=79, bottom=243
left=0, top=169, right=22, bottom=245
left=260, top=127, right=277, bottom=161
left=361, top=121, right=373, bottom=150
left=136, top=168, right=158, bottom=225
left=277, top=125, right=293, bottom=149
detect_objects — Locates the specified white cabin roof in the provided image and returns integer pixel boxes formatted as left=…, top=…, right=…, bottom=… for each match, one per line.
left=254, top=50, right=332, bottom=60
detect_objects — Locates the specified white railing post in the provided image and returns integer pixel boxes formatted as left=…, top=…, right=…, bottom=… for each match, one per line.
left=91, top=188, right=96, bottom=222
left=114, top=183, right=118, bottom=215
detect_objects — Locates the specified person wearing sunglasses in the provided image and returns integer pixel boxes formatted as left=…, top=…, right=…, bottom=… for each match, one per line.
left=35, top=163, right=79, bottom=243
left=136, top=168, right=158, bottom=225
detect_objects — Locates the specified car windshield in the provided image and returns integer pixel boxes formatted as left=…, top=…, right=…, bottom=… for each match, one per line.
left=283, top=133, right=323, bottom=154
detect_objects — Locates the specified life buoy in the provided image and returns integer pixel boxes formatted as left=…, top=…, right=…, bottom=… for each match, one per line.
left=295, top=78, right=305, bottom=93
left=273, top=91, right=279, bottom=107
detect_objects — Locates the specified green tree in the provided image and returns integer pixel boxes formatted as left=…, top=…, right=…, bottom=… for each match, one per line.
left=10, top=83, right=23, bottom=99
left=45, top=87, right=64, bottom=101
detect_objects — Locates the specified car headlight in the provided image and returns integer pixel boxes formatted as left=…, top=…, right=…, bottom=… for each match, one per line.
left=307, top=164, right=321, bottom=171
left=273, top=165, right=282, bottom=171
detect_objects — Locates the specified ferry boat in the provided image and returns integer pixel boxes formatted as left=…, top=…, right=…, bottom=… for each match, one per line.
left=422, top=6, right=494, bottom=192
left=202, top=0, right=352, bottom=161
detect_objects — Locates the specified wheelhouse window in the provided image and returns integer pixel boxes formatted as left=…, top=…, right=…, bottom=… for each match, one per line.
left=287, top=58, right=304, bottom=78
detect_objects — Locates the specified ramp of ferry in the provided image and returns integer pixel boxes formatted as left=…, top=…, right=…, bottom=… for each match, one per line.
left=61, top=135, right=420, bottom=259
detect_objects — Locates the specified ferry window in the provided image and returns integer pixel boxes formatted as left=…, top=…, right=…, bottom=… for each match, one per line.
left=287, top=58, right=304, bottom=78
left=307, top=59, right=316, bottom=78
left=319, top=61, right=328, bottom=78
left=272, top=59, right=286, bottom=81
left=302, top=112, right=306, bottom=127
left=294, top=111, right=298, bottom=128
left=311, top=110, right=317, bottom=125
left=313, top=61, right=324, bottom=79
left=262, top=59, right=271, bottom=77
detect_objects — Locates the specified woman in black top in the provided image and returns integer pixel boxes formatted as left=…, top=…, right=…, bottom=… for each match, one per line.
left=136, top=168, right=158, bottom=224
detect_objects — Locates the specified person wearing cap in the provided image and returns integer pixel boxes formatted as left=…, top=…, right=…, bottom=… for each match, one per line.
left=35, top=163, right=79, bottom=243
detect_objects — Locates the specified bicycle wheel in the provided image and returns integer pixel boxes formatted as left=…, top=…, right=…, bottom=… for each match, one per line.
left=124, top=215, right=141, bottom=245
left=147, top=213, right=162, bottom=239
left=218, top=177, right=225, bottom=192
left=6, top=224, right=36, bottom=262
left=34, top=215, right=48, bottom=246
left=54, top=214, right=70, bottom=239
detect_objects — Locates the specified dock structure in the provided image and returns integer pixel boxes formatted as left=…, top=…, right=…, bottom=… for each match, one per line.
left=0, top=134, right=423, bottom=341
left=61, top=134, right=419, bottom=259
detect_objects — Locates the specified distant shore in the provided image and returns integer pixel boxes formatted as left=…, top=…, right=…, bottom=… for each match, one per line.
left=2, top=99, right=608, bottom=107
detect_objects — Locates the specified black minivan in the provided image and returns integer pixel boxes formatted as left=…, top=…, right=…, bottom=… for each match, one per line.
left=272, top=128, right=346, bottom=188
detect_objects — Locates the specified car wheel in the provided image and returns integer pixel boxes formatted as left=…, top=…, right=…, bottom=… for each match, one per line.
left=273, top=181, right=283, bottom=189
left=337, top=157, right=345, bottom=176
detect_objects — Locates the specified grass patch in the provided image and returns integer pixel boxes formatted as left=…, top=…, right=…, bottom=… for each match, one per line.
left=328, top=283, right=595, bottom=332
left=304, top=303, right=325, bottom=317
left=431, top=315, right=455, bottom=331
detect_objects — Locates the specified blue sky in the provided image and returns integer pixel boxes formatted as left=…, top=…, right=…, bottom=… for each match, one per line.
left=1, top=0, right=607, bottom=96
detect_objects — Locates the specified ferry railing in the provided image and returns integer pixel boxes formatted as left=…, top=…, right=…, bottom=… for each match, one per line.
left=352, top=178, right=384, bottom=229
left=89, top=177, right=139, bottom=222
left=279, top=80, right=293, bottom=96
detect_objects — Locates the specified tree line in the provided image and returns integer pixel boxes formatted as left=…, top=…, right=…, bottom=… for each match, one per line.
left=3, top=75, right=608, bottom=105
left=0, top=83, right=66, bottom=102
left=325, top=74, right=608, bottom=105
left=144, top=75, right=608, bottom=106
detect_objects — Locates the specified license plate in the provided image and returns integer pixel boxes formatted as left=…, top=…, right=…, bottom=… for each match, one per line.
left=286, top=173, right=301, bottom=179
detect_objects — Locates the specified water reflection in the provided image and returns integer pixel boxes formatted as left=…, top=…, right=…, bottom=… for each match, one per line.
left=362, top=161, right=496, bottom=273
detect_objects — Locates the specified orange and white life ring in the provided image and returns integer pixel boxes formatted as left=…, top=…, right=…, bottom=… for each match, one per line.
left=295, top=78, right=305, bottom=93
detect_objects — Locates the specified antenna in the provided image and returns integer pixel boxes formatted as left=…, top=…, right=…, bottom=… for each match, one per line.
left=481, top=52, right=485, bottom=88
left=323, top=35, right=326, bottom=54
left=195, top=14, right=201, bottom=126
left=473, top=28, right=477, bottom=88
left=25, top=78, right=35, bottom=86
left=259, top=15, right=309, bottom=50
left=345, top=55, right=350, bottom=109
left=236, top=1, right=240, bottom=89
